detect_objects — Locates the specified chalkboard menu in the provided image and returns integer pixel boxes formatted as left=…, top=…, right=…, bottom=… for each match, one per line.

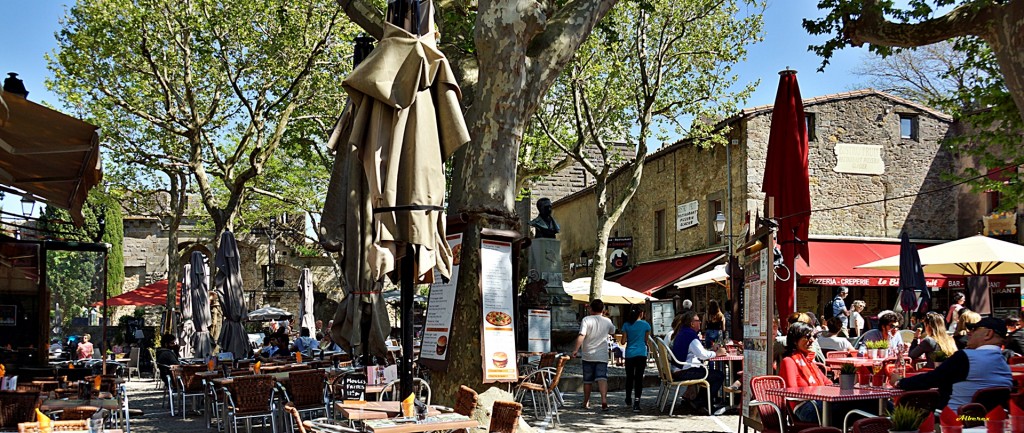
left=342, top=373, right=367, bottom=400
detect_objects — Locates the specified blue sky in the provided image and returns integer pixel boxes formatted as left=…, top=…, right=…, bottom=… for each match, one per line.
left=0, top=0, right=871, bottom=212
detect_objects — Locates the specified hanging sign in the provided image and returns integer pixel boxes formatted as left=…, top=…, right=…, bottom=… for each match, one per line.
left=421, top=234, right=463, bottom=370
left=480, top=239, right=518, bottom=382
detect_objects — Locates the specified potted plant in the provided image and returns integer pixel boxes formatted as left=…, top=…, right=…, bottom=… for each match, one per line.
left=839, top=363, right=857, bottom=390
left=865, top=340, right=880, bottom=358
left=889, top=404, right=926, bottom=433
left=875, top=339, right=891, bottom=358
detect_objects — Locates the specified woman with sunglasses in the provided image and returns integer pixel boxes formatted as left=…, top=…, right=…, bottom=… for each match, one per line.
left=779, top=322, right=831, bottom=421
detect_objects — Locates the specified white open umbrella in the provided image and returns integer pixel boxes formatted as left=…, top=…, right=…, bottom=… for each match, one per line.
left=856, top=235, right=1024, bottom=275
left=247, top=306, right=293, bottom=322
left=562, top=278, right=655, bottom=304
left=674, top=264, right=729, bottom=289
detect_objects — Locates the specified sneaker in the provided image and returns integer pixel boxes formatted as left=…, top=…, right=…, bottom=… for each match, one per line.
left=632, top=401, right=641, bottom=413
left=625, top=396, right=632, bottom=406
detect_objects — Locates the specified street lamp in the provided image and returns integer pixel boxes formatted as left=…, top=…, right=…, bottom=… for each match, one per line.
left=20, top=196, right=35, bottom=217
left=714, top=211, right=727, bottom=235
left=572, top=250, right=592, bottom=275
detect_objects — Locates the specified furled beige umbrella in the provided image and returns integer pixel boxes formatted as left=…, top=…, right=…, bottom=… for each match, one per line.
left=856, top=235, right=1024, bottom=275
left=563, top=278, right=655, bottom=304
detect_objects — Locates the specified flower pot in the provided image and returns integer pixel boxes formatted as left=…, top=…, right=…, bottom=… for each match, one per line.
left=839, top=374, right=856, bottom=390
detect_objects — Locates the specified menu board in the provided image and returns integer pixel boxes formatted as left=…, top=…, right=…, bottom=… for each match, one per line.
left=480, top=239, right=517, bottom=382
left=650, top=300, right=675, bottom=337
left=796, top=286, right=819, bottom=315
left=527, top=309, right=551, bottom=353
left=421, top=234, right=463, bottom=367
left=742, top=246, right=771, bottom=419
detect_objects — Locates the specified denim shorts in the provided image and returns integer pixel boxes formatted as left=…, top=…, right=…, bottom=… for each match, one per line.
left=582, top=360, right=608, bottom=384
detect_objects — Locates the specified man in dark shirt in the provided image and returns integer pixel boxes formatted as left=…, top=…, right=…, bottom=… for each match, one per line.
left=154, top=334, right=180, bottom=385
left=895, top=317, right=1013, bottom=410
left=1003, top=316, right=1024, bottom=357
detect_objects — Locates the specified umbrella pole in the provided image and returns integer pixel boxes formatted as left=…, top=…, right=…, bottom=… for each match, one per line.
left=400, top=243, right=415, bottom=399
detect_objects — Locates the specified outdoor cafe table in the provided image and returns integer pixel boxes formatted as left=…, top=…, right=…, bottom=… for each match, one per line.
left=709, top=354, right=743, bottom=406
left=334, top=401, right=443, bottom=421
left=40, top=397, right=121, bottom=411
left=360, top=413, right=478, bottom=433
left=765, top=385, right=902, bottom=427
left=824, top=357, right=889, bottom=368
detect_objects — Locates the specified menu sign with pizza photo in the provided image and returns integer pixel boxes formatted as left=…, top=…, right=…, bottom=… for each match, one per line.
left=421, top=234, right=463, bottom=367
left=480, top=238, right=517, bottom=382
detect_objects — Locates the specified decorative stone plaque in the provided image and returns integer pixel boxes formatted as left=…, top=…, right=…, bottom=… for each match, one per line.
left=833, top=143, right=884, bottom=175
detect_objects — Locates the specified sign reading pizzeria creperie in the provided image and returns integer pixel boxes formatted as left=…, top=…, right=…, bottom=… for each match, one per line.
left=480, top=238, right=517, bottom=382
left=421, top=234, right=463, bottom=369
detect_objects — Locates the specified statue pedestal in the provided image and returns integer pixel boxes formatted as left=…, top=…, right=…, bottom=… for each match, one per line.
left=526, top=238, right=579, bottom=351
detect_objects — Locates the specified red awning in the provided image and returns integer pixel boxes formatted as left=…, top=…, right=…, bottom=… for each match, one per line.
left=611, top=252, right=722, bottom=295
left=797, top=240, right=966, bottom=288
left=91, top=279, right=180, bottom=307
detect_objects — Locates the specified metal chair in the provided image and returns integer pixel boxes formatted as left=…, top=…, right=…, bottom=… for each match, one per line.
left=971, top=386, right=1011, bottom=412
left=653, top=337, right=711, bottom=416
left=125, top=347, right=141, bottom=381
left=893, top=389, right=940, bottom=414
left=488, top=400, right=523, bottom=433
left=173, top=364, right=207, bottom=419
left=746, top=375, right=819, bottom=433
left=514, top=355, right=568, bottom=425
left=282, top=369, right=328, bottom=432
left=222, top=375, right=279, bottom=433
left=851, top=416, right=892, bottom=433
left=378, top=377, right=432, bottom=406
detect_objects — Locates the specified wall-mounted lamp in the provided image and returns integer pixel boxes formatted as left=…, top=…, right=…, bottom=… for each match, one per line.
left=20, top=196, right=35, bottom=218
left=714, top=211, right=727, bottom=235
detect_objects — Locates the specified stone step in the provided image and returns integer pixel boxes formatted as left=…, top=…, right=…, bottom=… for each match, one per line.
left=557, top=373, right=661, bottom=393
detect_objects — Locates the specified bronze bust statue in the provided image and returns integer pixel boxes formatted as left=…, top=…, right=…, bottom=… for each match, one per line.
left=529, top=197, right=560, bottom=238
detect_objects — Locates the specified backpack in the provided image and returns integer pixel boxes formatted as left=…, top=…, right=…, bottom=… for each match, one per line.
left=823, top=297, right=836, bottom=320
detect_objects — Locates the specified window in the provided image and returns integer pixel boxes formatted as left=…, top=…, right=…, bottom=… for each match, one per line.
left=805, top=113, right=817, bottom=141
left=899, top=115, right=918, bottom=140
left=654, top=210, right=666, bottom=251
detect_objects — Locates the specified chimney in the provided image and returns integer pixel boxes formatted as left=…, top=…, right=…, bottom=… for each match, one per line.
left=3, top=73, right=29, bottom=98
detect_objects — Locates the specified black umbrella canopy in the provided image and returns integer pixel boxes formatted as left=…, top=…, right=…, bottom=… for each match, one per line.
left=898, top=232, right=925, bottom=314
left=190, top=251, right=213, bottom=358
left=215, top=231, right=251, bottom=359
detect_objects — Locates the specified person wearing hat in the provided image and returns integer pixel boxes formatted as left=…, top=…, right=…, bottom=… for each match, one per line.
left=894, top=316, right=1012, bottom=411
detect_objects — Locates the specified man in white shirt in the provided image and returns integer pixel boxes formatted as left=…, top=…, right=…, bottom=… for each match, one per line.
left=572, top=299, right=616, bottom=411
left=818, top=317, right=854, bottom=353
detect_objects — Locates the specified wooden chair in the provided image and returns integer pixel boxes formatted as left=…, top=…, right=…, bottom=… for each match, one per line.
left=283, top=369, right=328, bottom=429
left=222, top=374, right=279, bottom=433
left=17, top=420, right=88, bottom=433
left=488, top=401, right=523, bottom=433
left=957, top=402, right=987, bottom=428
left=851, top=416, right=892, bottom=433
left=653, top=338, right=711, bottom=416
left=514, top=355, right=568, bottom=425
left=971, top=386, right=1011, bottom=412
left=0, top=391, right=41, bottom=430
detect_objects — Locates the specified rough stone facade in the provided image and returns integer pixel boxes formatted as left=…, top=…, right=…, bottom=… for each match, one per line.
left=552, top=89, right=962, bottom=271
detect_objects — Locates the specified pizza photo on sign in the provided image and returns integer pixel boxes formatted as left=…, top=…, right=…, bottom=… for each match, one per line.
left=485, top=311, right=512, bottom=326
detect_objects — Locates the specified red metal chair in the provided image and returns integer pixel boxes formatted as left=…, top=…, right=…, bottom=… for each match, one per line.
left=971, top=386, right=1011, bottom=412
left=851, top=416, right=892, bottom=433
left=746, top=375, right=819, bottom=433
left=893, top=389, right=941, bottom=414
left=957, top=402, right=987, bottom=428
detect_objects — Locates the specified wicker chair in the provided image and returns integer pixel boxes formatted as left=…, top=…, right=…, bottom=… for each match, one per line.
left=514, top=355, right=568, bottom=425
left=957, top=402, right=987, bottom=428
left=17, top=420, right=89, bottom=433
left=488, top=401, right=523, bottom=433
left=222, top=374, right=279, bottom=433
left=851, top=417, right=892, bottom=433
left=200, top=370, right=225, bottom=430
left=173, top=364, right=208, bottom=419
left=455, top=386, right=479, bottom=416
left=55, top=405, right=99, bottom=420
left=1, top=391, right=40, bottom=430
left=283, top=369, right=328, bottom=430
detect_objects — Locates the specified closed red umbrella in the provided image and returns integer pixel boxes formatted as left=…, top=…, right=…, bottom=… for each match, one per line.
left=762, top=70, right=811, bottom=321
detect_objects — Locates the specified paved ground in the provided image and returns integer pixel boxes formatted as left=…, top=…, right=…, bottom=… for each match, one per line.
left=120, top=375, right=740, bottom=433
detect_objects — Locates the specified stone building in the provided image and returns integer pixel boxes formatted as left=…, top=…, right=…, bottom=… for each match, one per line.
left=120, top=207, right=343, bottom=329
left=551, top=89, right=1020, bottom=319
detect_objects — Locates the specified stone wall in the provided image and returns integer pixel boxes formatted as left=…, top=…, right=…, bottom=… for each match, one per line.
left=552, top=89, right=961, bottom=272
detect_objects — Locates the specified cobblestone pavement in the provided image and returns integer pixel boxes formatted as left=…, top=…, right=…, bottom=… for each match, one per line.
left=121, top=377, right=740, bottom=433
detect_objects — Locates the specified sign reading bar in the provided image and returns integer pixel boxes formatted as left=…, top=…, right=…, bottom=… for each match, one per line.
left=527, top=309, right=551, bottom=353
left=421, top=234, right=463, bottom=368
left=833, top=143, right=885, bottom=175
left=480, top=239, right=517, bottom=382
left=676, top=201, right=699, bottom=230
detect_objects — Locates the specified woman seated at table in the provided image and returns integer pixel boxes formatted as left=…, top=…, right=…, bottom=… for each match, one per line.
left=909, top=312, right=957, bottom=368
left=954, top=310, right=981, bottom=351
left=779, top=322, right=831, bottom=422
